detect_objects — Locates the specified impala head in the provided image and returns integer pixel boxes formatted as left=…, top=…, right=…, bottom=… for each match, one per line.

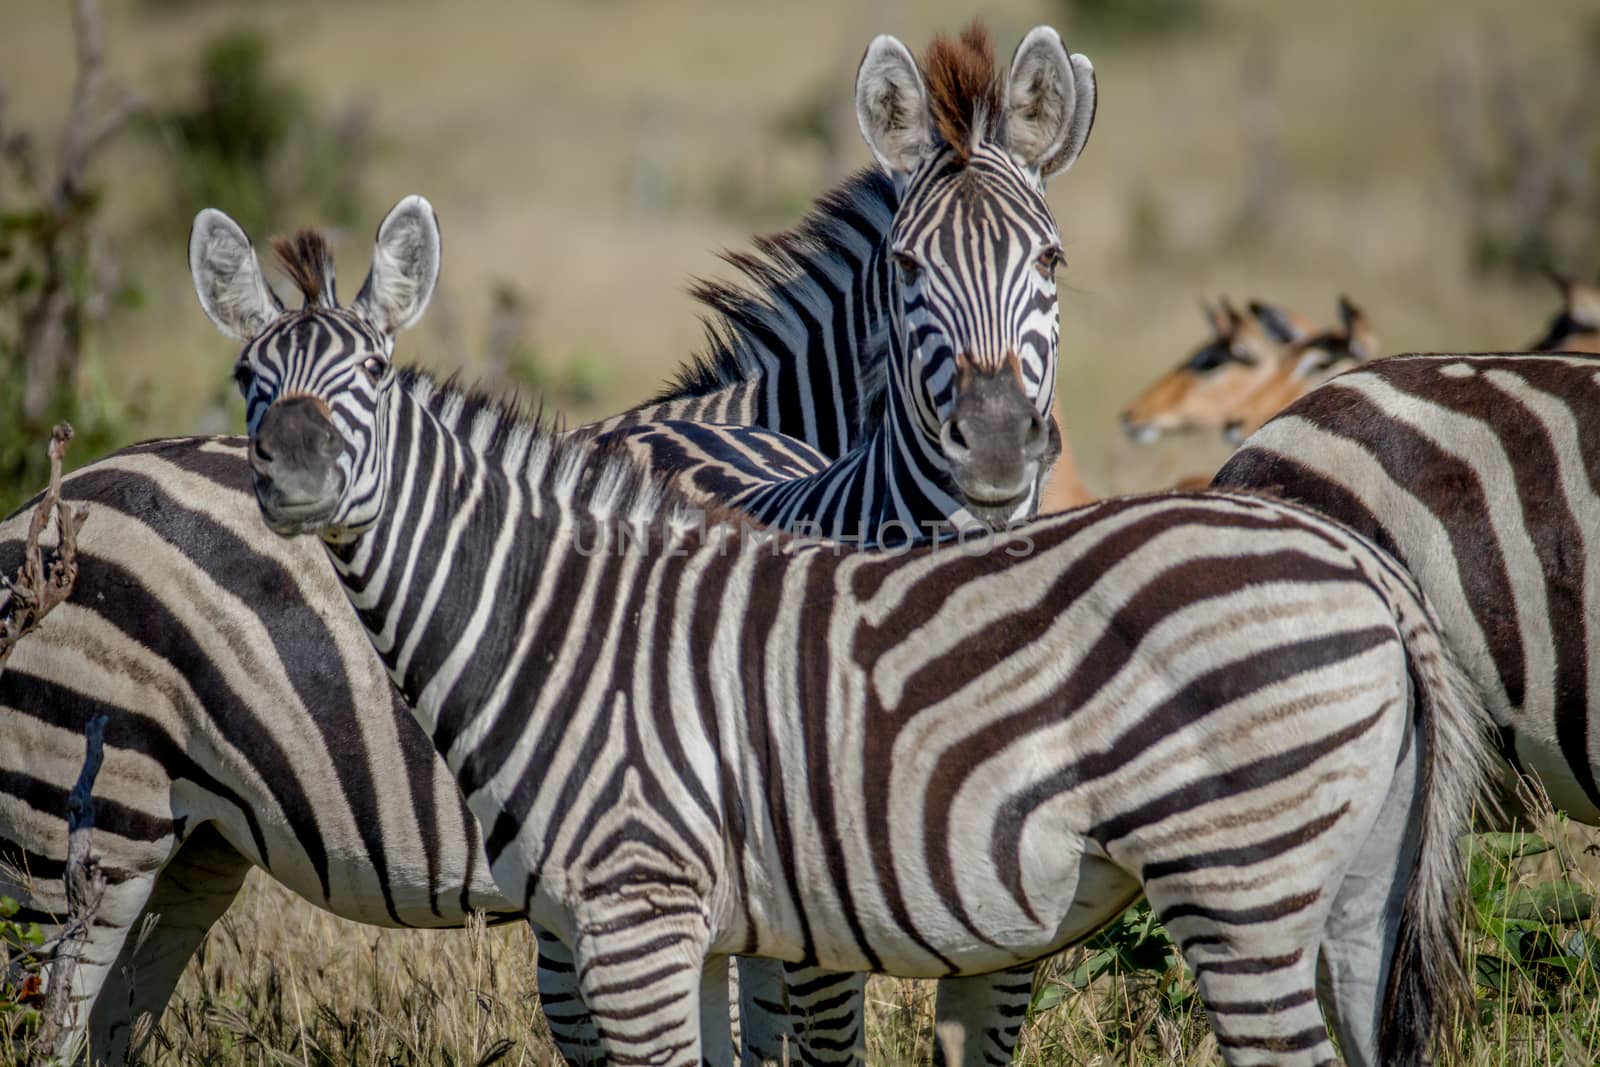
left=1531, top=269, right=1600, bottom=353
left=1119, top=297, right=1304, bottom=444
left=857, top=22, right=1095, bottom=524
left=190, top=195, right=440, bottom=541
left=1223, top=295, right=1379, bottom=444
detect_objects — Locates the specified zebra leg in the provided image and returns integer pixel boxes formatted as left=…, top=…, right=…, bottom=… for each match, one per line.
left=1316, top=727, right=1422, bottom=1067
left=931, top=965, right=1036, bottom=1066
left=735, top=957, right=794, bottom=1065
left=570, top=902, right=710, bottom=1067
left=90, top=824, right=251, bottom=1064
left=782, top=964, right=867, bottom=1065
left=1153, top=889, right=1335, bottom=1066
left=701, top=954, right=735, bottom=1066
left=534, top=925, right=602, bottom=1064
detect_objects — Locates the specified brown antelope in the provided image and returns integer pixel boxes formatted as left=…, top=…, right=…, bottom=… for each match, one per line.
left=1221, top=295, right=1379, bottom=442
left=1531, top=270, right=1600, bottom=353
left=1118, top=296, right=1309, bottom=443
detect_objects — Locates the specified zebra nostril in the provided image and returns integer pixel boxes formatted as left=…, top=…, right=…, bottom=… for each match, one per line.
left=251, top=438, right=275, bottom=466
left=1023, top=412, right=1048, bottom=456
left=949, top=421, right=969, bottom=450
left=318, top=427, right=342, bottom=460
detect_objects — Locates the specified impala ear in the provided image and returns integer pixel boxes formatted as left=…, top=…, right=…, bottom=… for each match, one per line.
left=353, top=194, right=440, bottom=336
left=1006, top=27, right=1096, bottom=181
left=1248, top=300, right=1305, bottom=344
left=1200, top=297, right=1229, bottom=338
left=189, top=208, right=283, bottom=341
left=1336, top=295, right=1379, bottom=360
left=856, top=35, right=933, bottom=175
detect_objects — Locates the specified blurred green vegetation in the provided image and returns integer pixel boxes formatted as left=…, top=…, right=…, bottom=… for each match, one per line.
left=145, top=27, right=372, bottom=238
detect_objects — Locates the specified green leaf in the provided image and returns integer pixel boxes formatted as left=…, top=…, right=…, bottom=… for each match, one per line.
left=1474, top=832, right=1552, bottom=860
left=1505, top=882, right=1595, bottom=924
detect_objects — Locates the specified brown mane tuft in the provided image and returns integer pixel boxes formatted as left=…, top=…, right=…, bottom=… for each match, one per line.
left=922, top=21, right=1006, bottom=161
left=270, top=228, right=337, bottom=308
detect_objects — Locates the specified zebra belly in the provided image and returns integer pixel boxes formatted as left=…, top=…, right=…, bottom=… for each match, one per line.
left=793, top=841, right=1141, bottom=979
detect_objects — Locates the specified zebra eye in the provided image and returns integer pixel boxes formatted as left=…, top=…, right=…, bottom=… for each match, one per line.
left=1036, top=247, right=1064, bottom=278
left=232, top=362, right=255, bottom=394
left=892, top=251, right=922, bottom=283
left=361, top=355, right=389, bottom=381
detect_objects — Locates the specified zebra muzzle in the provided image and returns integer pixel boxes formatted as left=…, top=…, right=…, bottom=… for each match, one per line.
left=249, top=396, right=346, bottom=533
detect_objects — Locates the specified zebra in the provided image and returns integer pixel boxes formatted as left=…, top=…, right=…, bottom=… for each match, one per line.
left=604, top=23, right=1095, bottom=550
left=585, top=24, right=1097, bottom=1061
left=0, top=25, right=1093, bottom=1061
left=0, top=164, right=901, bottom=1066
left=1213, top=351, right=1600, bottom=826
left=222, top=191, right=1494, bottom=1067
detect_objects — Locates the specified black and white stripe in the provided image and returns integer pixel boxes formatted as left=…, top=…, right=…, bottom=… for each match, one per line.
left=238, top=193, right=1494, bottom=1067
left=1214, top=351, right=1600, bottom=824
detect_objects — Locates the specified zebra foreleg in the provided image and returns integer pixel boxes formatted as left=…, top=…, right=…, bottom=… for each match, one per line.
left=779, top=964, right=866, bottom=1065
left=534, top=925, right=602, bottom=1065
left=734, top=957, right=795, bottom=1065
left=931, top=964, right=1036, bottom=1066
left=570, top=900, right=712, bottom=1067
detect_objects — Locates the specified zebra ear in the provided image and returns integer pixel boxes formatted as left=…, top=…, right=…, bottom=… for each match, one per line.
left=856, top=35, right=933, bottom=176
left=353, top=194, right=440, bottom=337
left=1006, top=28, right=1096, bottom=181
left=189, top=208, right=283, bottom=342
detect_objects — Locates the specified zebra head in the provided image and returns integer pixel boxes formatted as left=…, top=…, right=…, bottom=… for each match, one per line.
left=189, top=195, right=440, bottom=540
left=856, top=23, right=1095, bottom=525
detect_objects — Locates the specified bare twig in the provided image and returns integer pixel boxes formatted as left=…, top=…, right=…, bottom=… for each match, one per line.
left=0, top=423, right=89, bottom=671
left=37, top=713, right=109, bottom=1056
left=19, top=0, right=142, bottom=421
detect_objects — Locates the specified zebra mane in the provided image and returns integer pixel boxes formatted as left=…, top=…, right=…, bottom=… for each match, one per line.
left=271, top=229, right=338, bottom=308
left=651, top=166, right=897, bottom=413
left=923, top=21, right=1006, bottom=162
left=395, top=366, right=723, bottom=531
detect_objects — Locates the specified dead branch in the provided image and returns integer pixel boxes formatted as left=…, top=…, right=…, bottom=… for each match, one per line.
left=19, top=0, right=142, bottom=421
left=36, top=713, right=109, bottom=1057
left=0, top=424, right=89, bottom=672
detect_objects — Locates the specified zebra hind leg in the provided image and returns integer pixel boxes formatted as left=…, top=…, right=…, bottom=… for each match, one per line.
left=570, top=899, right=711, bottom=1067
left=90, top=824, right=252, bottom=1064
left=1316, top=720, right=1424, bottom=1067
left=1151, top=881, right=1336, bottom=1067
left=931, top=964, right=1036, bottom=1066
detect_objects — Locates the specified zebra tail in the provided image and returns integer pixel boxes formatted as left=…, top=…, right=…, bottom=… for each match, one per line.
left=1379, top=574, right=1499, bottom=1066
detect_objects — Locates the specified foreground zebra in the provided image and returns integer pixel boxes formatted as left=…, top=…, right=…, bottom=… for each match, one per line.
left=225, top=191, right=1493, bottom=1067
left=1214, top=352, right=1600, bottom=825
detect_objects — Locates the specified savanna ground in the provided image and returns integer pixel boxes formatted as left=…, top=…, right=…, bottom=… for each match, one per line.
left=3, top=0, right=1600, bottom=1062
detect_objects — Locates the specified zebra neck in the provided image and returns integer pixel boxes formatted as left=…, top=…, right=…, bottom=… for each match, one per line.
left=322, top=382, right=680, bottom=757
left=734, top=378, right=979, bottom=546
left=628, top=168, right=898, bottom=457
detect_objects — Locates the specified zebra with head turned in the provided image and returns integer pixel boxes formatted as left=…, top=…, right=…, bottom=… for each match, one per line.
left=223, top=192, right=1495, bottom=1067
left=0, top=25, right=1092, bottom=1061
left=0, top=166, right=902, bottom=1066
left=1213, top=351, right=1600, bottom=828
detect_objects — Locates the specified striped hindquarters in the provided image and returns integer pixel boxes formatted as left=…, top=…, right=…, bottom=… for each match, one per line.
left=1213, top=352, right=1600, bottom=822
